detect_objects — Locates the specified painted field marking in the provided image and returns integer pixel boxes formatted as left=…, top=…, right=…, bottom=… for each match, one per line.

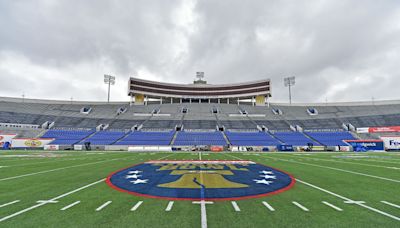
left=231, top=201, right=241, bottom=212
left=297, top=179, right=400, bottom=222
left=381, top=201, right=400, bottom=209
left=193, top=201, right=213, bottom=228
left=96, top=201, right=112, bottom=211
left=36, top=200, right=58, bottom=204
left=0, top=158, right=120, bottom=182
left=0, top=178, right=105, bottom=223
left=60, top=201, right=80, bottom=211
left=130, top=201, right=143, bottom=211
left=0, top=200, right=20, bottom=208
left=262, top=201, right=275, bottom=211
left=300, top=156, right=400, bottom=170
left=272, top=157, right=400, bottom=183
left=165, top=201, right=174, bottom=211
left=292, top=201, right=309, bottom=212
left=322, top=201, right=343, bottom=211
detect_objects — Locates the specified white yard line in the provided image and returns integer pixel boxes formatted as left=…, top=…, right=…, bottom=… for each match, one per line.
left=165, top=201, right=174, bottom=211
left=0, top=159, right=120, bottom=182
left=381, top=201, right=400, bottom=209
left=273, top=157, right=400, bottom=183
left=262, top=201, right=275, bottom=211
left=130, top=201, right=143, bottom=211
left=96, top=201, right=112, bottom=211
left=322, top=201, right=343, bottom=211
left=231, top=201, right=241, bottom=212
left=0, top=178, right=105, bottom=222
left=0, top=200, right=20, bottom=208
left=292, top=201, right=309, bottom=212
left=297, top=156, right=400, bottom=170
left=297, top=179, right=400, bottom=221
left=0, top=153, right=176, bottom=223
left=60, top=201, right=80, bottom=211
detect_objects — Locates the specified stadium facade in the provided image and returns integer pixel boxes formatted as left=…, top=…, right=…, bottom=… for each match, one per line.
left=128, top=77, right=271, bottom=106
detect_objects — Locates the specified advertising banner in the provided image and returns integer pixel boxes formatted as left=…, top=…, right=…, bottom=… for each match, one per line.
left=11, top=138, right=55, bottom=148
left=368, top=126, right=400, bottom=133
left=380, top=136, right=400, bottom=150
left=44, top=145, right=59, bottom=150
left=0, top=134, right=17, bottom=147
left=344, top=140, right=385, bottom=151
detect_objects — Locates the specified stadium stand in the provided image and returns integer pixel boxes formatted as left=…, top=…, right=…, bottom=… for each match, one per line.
left=173, top=131, right=227, bottom=146
left=43, top=129, right=95, bottom=145
left=114, top=131, right=175, bottom=146
left=305, top=131, right=356, bottom=146
left=80, top=130, right=126, bottom=145
left=273, top=132, right=320, bottom=146
left=225, top=131, right=280, bottom=146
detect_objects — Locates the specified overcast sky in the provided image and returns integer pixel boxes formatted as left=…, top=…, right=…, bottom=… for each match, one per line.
left=0, top=0, right=400, bottom=103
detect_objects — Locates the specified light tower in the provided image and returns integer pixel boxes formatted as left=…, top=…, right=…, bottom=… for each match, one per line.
left=104, top=74, right=116, bottom=103
left=284, top=76, right=295, bottom=104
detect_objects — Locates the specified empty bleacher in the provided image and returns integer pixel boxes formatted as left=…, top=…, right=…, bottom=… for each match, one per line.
left=225, top=131, right=280, bottom=146
left=173, top=131, right=227, bottom=146
left=80, top=130, right=126, bottom=145
left=114, top=131, right=175, bottom=146
left=43, top=129, right=95, bottom=145
left=273, top=132, right=319, bottom=146
left=305, top=131, right=356, bottom=146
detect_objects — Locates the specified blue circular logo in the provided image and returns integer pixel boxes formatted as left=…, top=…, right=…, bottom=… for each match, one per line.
left=106, top=160, right=295, bottom=201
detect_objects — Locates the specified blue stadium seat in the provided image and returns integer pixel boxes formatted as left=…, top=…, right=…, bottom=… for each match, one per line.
left=43, top=129, right=95, bottom=145
left=273, top=132, right=320, bottom=146
left=225, top=131, right=279, bottom=146
left=306, top=131, right=355, bottom=146
left=173, top=131, right=227, bottom=146
left=114, top=131, right=175, bottom=146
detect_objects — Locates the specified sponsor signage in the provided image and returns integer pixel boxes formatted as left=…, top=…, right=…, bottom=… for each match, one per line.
left=44, top=145, right=59, bottom=150
left=0, top=134, right=17, bottom=147
left=368, top=126, right=400, bottom=133
left=11, top=138, right=54, bottom=148
left=344, top=140, right=385, bottom=151
left=380, top=136, right=400, bottom=150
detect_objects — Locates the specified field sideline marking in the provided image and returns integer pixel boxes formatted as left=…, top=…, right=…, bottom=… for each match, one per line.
left=292, top=201, right=309, bottom=211
left=381, top=201, right=400, bottom=209
left=272, top=157, right=400, bottom=183
left=96, top=201, right=112, bottom=211
left=0, top=158, right=121, bottom=182
left=131, top=201, right=143, bottom=211
left=322, top=201, right=343, bottom=211
left=262, top=201, right=275, bottom=211
left=165, top=201, right=174, bottom=211
left=287, top=155, right=400, bottom=170
left=225, top=153, right=400, bottom=221
left=0, top=200, right=20, bottom=208
left=297, top=179, right=400, bottom=221
left=231, top=201, right=241, bottom=212
left=0, top=153, right=176, bottom=223
left=60, top=201, right=80, bottom=211
left=0, top=178, right=105, bottom=222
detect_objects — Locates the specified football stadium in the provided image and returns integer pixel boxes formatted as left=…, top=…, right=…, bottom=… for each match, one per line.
left=2, top=1, right=400, bottom=228
left=1, top=76, right=400, bottom=227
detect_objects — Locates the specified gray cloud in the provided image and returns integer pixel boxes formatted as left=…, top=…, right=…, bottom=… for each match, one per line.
left=0, top=0, right=399, bottom=103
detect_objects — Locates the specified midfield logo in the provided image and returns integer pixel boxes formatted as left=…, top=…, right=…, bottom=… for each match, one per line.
left=106, top=160, right=295, bottom=201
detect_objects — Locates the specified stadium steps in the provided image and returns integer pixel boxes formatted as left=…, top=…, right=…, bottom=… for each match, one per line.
left=301, top=132, right=322, bottom=146
left=349, top=131, right=362, bottom=140
left=112, top=131, right=132, bottom=145
left=75, top=130, right=98, bottom=145
left=302, top=132, right=326, bottom=146
left=266, top=131, right=284, bottom=144
left=169, top=131, right=179, bottom=145
left=221, top=131, right=232, bottom=145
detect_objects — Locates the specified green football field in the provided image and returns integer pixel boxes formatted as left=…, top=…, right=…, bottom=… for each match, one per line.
left=1, top=150, right=400, bottom=228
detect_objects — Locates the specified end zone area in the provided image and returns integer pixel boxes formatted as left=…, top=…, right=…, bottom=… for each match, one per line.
left=1, top=151, right=400, bottom=227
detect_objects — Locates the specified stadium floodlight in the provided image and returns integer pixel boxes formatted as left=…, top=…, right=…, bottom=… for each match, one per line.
left=196, top=72, right=204, bottom=80
left=284, top=76, right=295, bottom=104
left=104, top=74, right=116, bottom=103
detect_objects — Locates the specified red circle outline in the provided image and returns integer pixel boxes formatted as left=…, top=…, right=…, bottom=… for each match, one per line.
left=105, top=160, right=296, bottom=201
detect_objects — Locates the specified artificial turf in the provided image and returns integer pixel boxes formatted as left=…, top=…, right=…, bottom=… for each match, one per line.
left=0, top=150, right=399, bottom=227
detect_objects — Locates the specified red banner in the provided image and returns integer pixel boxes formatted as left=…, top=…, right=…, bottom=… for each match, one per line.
left=368, top=126, right=400, bottom=133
